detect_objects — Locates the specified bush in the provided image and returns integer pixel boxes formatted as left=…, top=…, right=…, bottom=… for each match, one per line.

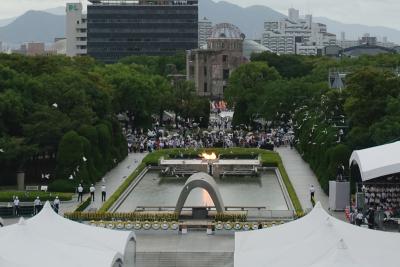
left=0, top=191, right=72, bottom=202
left=48, top=179, right=77, bottom=193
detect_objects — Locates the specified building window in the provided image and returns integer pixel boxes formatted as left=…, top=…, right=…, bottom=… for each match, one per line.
left=204, top=82, right=208, bottom=92
left=223, top=69, right=230, bottom=80
left=204, top=66, right=207, bottom=76
left=222, top=55, right=228, bottom=63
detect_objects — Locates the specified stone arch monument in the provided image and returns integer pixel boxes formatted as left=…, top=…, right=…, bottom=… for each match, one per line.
left=175, top=172, right=225, bottom=214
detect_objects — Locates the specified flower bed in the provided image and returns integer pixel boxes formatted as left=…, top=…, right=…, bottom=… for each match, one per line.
left=64, top=211, right=179, bottom=222
left=215, top=212, right=246, bottom=222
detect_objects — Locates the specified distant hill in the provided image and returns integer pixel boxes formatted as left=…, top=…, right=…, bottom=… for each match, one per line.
left=0, top=10, right=65, bottom=44
left=0, top=1, right=399, bottom=46
left=43, top=6, right=66, bottom=16
left=0, top=17, right=15, bottom=27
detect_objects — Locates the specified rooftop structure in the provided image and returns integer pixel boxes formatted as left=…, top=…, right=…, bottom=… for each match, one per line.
left=210, top=23, right=244, bottom=39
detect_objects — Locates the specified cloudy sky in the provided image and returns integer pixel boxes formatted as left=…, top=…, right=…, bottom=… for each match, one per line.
left=1, top=0, right=399, bottom=29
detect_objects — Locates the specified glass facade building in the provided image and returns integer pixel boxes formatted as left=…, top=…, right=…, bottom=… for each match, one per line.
left=87, top=0, right=198, bottom=63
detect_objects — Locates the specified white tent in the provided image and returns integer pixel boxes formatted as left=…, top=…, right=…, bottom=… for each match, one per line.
left=235, top=202, right=400, bottom=267
left=349, top=141, right=400, bottom=182
left=0, top=202, right=136, bottom=267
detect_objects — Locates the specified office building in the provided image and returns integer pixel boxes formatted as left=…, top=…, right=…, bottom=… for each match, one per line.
left=262, top=8, right=336, bottom=55
left=66, top=3, right=87, bottom=57
left=87, top=0, right=198, bottom=63
left=198, top=17, right=212, bottom=48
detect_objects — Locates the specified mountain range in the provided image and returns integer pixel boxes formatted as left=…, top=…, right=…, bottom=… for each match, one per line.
left=1, top=0, right=400, bottom=46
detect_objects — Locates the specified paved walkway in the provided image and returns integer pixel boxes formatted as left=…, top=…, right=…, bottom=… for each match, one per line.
left=276, top=147, right=329, bottom=211
left=86, top=152, right=147, bottom=211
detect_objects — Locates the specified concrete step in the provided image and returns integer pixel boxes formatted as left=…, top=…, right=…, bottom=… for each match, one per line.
left=136, top=252, right=234, bottom=267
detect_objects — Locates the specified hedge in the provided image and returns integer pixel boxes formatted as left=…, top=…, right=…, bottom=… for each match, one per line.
left=0, top=191, right=73, bottom=202
left=98, top=163, right=146, bottom=212
left=75, top=196, right=92, bottom=212
left=99, top=148, right=303, bottom=214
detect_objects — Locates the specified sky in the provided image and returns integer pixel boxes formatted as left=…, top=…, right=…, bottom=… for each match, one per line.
left=1, top=0, right=399, bottom=30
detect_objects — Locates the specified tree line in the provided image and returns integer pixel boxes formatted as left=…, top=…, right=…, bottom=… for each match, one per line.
left=0, top=53, right=208, bottom=190
left=225, top=52, right=400, bottom=192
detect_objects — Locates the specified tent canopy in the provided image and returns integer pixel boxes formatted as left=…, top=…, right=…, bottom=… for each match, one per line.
left=235, top=202, right=400, bottom=267
left=349, top=141, right=400, bottom=182
left=0, top=202, right=135, bottom=267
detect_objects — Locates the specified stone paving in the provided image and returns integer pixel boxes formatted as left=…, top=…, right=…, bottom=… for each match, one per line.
left=87, top=152, right=146, bottom=211
left=276, top=147, right=329, bottom=211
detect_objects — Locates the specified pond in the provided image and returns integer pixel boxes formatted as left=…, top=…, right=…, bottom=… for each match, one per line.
left=116, top=170, right=289, bottom=212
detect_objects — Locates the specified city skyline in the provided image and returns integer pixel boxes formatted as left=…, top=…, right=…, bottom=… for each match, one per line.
left=1, top=0, right=400, bottom=30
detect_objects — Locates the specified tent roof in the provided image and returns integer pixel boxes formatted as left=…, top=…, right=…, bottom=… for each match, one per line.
left=235, top=202, right=400, bottom=267
left=349, top=141, right=400, bottom=182
left=0, top=202, right=134, bottom=267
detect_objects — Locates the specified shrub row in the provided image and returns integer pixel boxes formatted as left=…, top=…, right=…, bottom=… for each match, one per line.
left=75, top=196, right=92, bottom=212
left=0, top=191, right=73, bottom=202
left=98, top=163, right=146, bottom=212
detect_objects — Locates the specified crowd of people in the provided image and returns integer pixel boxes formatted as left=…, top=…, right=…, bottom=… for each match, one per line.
left=363, top=184, right=400, bottom=212
left=123, top=118, right=295, bottom=154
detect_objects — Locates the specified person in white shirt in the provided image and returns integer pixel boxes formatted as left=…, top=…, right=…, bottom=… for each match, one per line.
left=90, top=184, right=95, bottom=201
left=101, top=185, right=106, bottom=202
left=53, top=196, right=60, bottom=214
left=13, top=197, right=20, bottom=216
left=77, top=184, right=84, bottom=202
left=356, top=211, right=364, bottom=226
left=309, top=185, right=315, bottom=202
left=33, top=196, right=41, bottom=215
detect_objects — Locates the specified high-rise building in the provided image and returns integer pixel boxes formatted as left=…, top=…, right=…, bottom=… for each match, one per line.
left=87, top=0, right=198, bottom=63
left=262, top=8, right=336, bottom=55
left=340, top=32, right=346, bottom=41
left=66, top=3, right=87, bottom=57
left=198, top=17, right=212, bottom=48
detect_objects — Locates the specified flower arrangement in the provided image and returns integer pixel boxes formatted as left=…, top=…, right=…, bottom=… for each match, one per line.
left=64, top=211, right=179, bottom=222
left=214, top=212, right=246, bottom=222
